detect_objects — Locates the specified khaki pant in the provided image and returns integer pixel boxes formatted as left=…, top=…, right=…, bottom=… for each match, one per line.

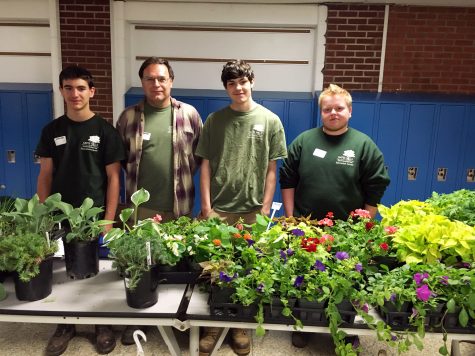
left=204, top=208, right=261, bottom=225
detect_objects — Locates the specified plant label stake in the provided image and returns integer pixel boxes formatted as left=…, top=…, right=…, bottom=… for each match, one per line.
left=46, top=231, right=50, bottom=248
left=133, top=329, right=147, bottom=356
left=266, top=202, right=282, bottom=231
left=146, top=241, right=152, bottom=266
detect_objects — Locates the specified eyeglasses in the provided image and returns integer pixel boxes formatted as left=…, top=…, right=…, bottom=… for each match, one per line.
left=142, top=76, right=170, bottom=85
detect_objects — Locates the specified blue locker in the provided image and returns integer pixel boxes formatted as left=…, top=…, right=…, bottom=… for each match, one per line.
left=350, top=102, right=376, bottom=138
left=459, top=105, right=475, bottom=190
left=376, top=103, right=406, bottom=206
left=400, top=104, right=437, bottom=201
left=430, top=105, right=465, bottom=194
left=286, top=100, right=314, bottom=145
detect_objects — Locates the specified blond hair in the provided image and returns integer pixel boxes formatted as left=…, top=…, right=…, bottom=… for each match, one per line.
left=318, top=84, right=352, bottom=109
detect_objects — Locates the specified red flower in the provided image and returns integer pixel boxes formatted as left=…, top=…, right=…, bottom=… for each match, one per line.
left=326, top=212, right=334, bottom=219
left=213, top=239, right=222, bottom=246
left=365, top=222, right=375, bottom=231
left=152, top=214, right=162, bottom=223
left=380, top=242, right=389, bottom=251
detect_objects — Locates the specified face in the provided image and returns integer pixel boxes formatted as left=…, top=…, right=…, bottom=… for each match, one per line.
left=60, top=78, right=95, bottom=112
left=225, top=76, right=253, bottom=106
left=141, top=63, right=173, bottom=108
left=320, top=94, right=352, bottom=135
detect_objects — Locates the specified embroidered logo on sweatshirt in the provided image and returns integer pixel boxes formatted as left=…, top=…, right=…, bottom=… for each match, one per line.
left=81, top=135, right=100, bottom=152
left=336, top=149, right=355, bottom=166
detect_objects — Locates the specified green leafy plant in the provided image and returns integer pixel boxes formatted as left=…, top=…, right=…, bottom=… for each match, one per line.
left=104, top=188, right=184, bottom=289
left=54, top=197, right=110, bottom=242
left=427, top=189, right=475, bottom=227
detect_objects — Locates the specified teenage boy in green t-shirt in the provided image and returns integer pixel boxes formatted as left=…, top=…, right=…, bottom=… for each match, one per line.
left=196, top=60, right=287, bottom=356
left=36, top=65, right=124, bottom=356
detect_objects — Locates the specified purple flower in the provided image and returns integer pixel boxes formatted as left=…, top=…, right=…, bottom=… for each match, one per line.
left=462, top=262, right=470, bottom=268
left=256, top=283, right=265, bottom=293
left=294, top=275, right=304, bottom=288
left=413, top=272, right=429, bottom=286
left=389, top=293, right=397, bottom=303
left=361, top=303, right=369, bottom=313
left=280, top=250, right=287, bottom=262
left=247, top=239, right=255, bottom=246
left=355, top=263, right=363, bottom=272
left=335, top=251, right=349, bottom=260
left=286, top=248, right=294, bottom=256
left=440, top=276, right=449, bottom=285
left=416, top=284, right=433, bottom=302
left=391, top=335, right=398, bottom=341
left=314, top=260, right=326, bottom=272
left=219, top=271, right=234, bottom=283
left=291, top=229, right=305, bottom=237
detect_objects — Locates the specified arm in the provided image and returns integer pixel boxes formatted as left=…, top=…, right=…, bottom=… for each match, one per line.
left=200, top=159, right=212, bottom=218
left=37, top=157, right=53, bottom=203
left=364, top=204, right=378, bottom=219
left=104, top=161, right=121, bottom=232
left=281, top=188, right=295, bottom=217
left=261, top=160, right=277, bottom=216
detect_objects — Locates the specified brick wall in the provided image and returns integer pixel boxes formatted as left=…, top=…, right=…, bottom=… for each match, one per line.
left=383, top=6, right=475, bottom=94
left=59, top=0, right=112, bottom=122
left=323, top=4, right=385, bottom=91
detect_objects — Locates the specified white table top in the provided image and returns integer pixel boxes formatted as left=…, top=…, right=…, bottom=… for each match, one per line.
left=0, top=259, right=187, bottom=321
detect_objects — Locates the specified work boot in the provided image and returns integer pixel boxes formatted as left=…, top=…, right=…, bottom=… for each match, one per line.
left=199, top=327, right=221, bottom=356
left=45, top=324, right=76, bottom=356
left=231, top=328, right=250, bottom=355
left=95, top=325, right=116, bottom=354
left=121, top=325, right=147, bottom=345
left=291, top=331, right=309, bottom=348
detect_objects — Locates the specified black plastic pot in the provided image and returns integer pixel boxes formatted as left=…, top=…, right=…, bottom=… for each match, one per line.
left=125, top=265, right=159, bottom=309
left=210, top=285, right=235, bottom=304
left=0, top=271, right=13, bottom=283
left=14, top=257, right=53, bottom=301
left=63, top=238, right=99, bottom=279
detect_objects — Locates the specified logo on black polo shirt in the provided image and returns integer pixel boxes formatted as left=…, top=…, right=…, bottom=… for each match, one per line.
left=336, top=149, right=355, bottom=166
left=81, top=135, right=100, bottom=152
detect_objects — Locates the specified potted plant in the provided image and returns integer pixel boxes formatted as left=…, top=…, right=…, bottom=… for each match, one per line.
left=54, top=197, right=111, bottom=279
left=0, top=194, right=61, bottom=301
left=104, top=188, right=183, bottom=308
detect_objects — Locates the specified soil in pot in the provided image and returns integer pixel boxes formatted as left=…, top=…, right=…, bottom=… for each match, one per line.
left=125, top=264, right=159, bottom=309
left=14, top=257, right=53, bottom=301
left=63, top=238, right=99, bottom=279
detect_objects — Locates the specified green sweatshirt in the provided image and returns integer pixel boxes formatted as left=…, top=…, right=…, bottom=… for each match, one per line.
left=279, top=127, right=390, bottom=220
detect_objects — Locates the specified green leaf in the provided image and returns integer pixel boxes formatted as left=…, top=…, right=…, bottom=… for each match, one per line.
left=256, top=214, right=268, bottom=226
left=459, top=307, right=469, bottom=327
left=120, top=208, right=134, bottom=223
left=438, top=345, right=448, bottom=355
left=468, top=293, right=475, bottom=310
left=256, top=325, right=265, bottom=336
left=447, top=298, right=456, bottom=313
left=131, top=188, right=150, bottom=208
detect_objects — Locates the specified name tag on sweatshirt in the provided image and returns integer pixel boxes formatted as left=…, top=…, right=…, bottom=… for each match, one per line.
left=54, top=136, right=67, bottom=146
left=313, top=148, right=327, bottom=158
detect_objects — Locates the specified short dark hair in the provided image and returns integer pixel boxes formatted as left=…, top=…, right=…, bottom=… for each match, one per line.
left=221, top=60, right=254, bottom=87
left=59, top=65, right=94, bottom=88
left=138, top=57, right=175, bottom=80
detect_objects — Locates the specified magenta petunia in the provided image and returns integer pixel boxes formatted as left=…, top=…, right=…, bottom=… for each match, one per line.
left=416, top=284, right=433, bottom=302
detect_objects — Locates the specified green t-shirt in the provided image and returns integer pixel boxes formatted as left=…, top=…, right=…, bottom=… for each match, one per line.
left=35, top=115, right=126, bottom=208
left=196, top=104, right=287, bottom=213
left=138, top=102, right=174, bottom=211
left=280, top=127, right=390, bottom=220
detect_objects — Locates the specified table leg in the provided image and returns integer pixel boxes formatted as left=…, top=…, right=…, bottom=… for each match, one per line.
left=209, top=327, right=229, bottom=356
left=158, top=325, right=181, bottom=356
left=451, top=339, right=461, bottom=356
left=190, top=326, right=200, bottom=356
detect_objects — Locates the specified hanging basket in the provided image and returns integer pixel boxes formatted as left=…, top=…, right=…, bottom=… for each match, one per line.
left=63, top=238, right=99, bottom=279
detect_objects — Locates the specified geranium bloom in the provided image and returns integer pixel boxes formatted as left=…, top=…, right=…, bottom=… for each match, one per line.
left=365, top=221, right=375, bottom=231
left=326, top=212, right=334, bottom=219
left=416, top=284, right=433, bottom=302
left=318, top=217, right=334, bottom=227
left=335, top=251, right=349, bottom=260
left=352, top=209, right=371, bottom=219
left=413, top=272, right=429, bottom=286
left=355, top=263, right=363, bottom=272
left=152, top=214, right=162, bottom=223
left=291, top=228, right=305, bottom=237
left=294, top=275, right=304, bottom=288
left=384, top=226, right=398, bottom=235
left=314, top=260, right=326, bottom=272
left=380, top=242, right=389, bottom=251
left=212, top=239, right=222, bottom=246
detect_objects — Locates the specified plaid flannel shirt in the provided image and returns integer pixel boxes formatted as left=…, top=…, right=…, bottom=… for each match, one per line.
left=116, top=98, right=202, bottom=217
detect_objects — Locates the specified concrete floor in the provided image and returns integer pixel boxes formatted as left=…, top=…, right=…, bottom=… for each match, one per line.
left=0, top=322, right=474, bottom=356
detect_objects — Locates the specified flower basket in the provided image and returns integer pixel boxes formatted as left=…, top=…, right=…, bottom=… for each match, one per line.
left=13, top=256, right=53, bottom=301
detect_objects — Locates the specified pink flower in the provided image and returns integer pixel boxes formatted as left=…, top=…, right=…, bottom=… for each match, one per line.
left=352, top=209, right=371, bottom=219
left=318, top=218, right=334, bottom=226
left=416, top=285, right=433, bottom=302
left=384, top=226, right=398, bottom=235
left=380, top=242, right=389, bottom=251
left=153, top=214, right=162, bottom=223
